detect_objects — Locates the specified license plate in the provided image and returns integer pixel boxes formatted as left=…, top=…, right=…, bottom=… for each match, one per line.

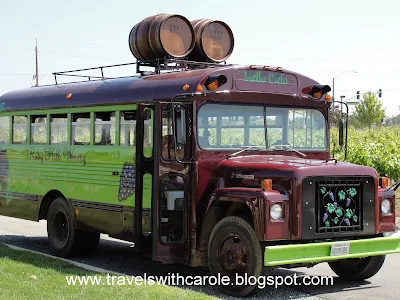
left=330, top=242, right=350, bottom=256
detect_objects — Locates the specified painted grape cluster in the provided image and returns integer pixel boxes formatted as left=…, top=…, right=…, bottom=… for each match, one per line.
left=320, top=186, right=359, bottom=228
left=118, top=162, right=136, bottom=201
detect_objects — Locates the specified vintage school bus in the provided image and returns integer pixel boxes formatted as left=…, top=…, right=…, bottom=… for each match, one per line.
left=0, top=14, right=399, bottom=297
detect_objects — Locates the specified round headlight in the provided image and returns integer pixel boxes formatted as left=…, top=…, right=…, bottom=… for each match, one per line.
left=270, top=204, right=283, bottom=220
left=381, top=199, right=391, bottom=215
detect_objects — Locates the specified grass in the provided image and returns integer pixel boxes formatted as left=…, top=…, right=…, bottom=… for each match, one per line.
left=0, top=243, right=217, bottom=300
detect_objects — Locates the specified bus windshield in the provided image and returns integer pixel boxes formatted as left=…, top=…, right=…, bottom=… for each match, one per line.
left=197, top=103, right=327, bottom=151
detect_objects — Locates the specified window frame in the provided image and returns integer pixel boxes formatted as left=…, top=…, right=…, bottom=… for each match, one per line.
left=196, top=102, right=328, bottom=152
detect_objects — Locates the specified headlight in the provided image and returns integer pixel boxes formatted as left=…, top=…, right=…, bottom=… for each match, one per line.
left=270, top=204, right=283, bottom=220
left=381, top=199, right=391, bottom=215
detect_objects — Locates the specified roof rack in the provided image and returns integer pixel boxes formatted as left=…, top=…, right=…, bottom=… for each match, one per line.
left=52, top=58, right=231, bottom=85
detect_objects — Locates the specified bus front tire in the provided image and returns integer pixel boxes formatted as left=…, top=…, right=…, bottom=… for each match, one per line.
left=47, top=197, right=99, bottom=257
left=328, top=255, right=386, bottom=281
left=208, top=216, right=263, bottom=297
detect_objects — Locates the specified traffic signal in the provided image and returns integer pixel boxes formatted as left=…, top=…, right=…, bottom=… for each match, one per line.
left=356, top=91, right=360, bottom=100
left=378, top=89, right=382, bottom=98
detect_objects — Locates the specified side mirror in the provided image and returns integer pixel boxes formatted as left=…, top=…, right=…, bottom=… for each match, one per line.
left=174, top=105, right=186, bottom=145
left=339, top=117, right=344, bottom=148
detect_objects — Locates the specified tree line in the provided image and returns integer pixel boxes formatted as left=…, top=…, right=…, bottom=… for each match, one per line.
left=331, top=92, right=387, bottom=130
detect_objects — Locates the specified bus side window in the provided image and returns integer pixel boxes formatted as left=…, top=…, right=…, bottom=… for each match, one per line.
left=71, top=113, right=90, bottom=145
left=143, top=108, right=153, bottom=158
left=120, top=111, right=136, bottom=146
left=50, top=114, right=68, bottom=145
left=31, top=115, right=47, bottom=145
left=162, top=106, right=184, bottom=160
left=95, top=112, right=116, bottom=146
left=0, top=116, right=10, bottom=144
left=12, top=116, right=27, bottom=144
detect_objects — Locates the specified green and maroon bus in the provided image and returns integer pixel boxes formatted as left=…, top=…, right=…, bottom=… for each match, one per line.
left=0, top=14, right=399, bottom=296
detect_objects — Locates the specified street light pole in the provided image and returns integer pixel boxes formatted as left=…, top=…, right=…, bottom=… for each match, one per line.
left=332, top=70, right=358, bottom=101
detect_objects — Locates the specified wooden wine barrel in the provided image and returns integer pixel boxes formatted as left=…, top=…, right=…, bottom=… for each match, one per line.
left=129, top=14, right=195, bottom=62
left=188, top=19, right=234, bottom=63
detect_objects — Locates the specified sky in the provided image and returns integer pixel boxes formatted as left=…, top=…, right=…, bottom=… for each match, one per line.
left=0, top=0, right=399, bottom=115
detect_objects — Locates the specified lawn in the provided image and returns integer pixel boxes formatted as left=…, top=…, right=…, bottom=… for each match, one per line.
left=0, top=243, right=217, bottom=300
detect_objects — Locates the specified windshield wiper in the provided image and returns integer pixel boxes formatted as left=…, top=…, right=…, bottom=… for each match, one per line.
left=227, top=145, right=263, bottom=158
left=270, top=144, right=307, bottom=158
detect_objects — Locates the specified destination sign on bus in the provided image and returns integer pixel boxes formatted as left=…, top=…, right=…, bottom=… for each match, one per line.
left=235, top=70, right=298, bottom=94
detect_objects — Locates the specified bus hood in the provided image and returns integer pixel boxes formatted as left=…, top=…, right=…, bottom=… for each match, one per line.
left=217, top=154, right=377, bottom=179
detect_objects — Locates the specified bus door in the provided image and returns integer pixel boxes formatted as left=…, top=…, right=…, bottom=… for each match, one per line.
left=134, top=104, right=155, bottom=253
left=152, top=102, right=193, bottom=264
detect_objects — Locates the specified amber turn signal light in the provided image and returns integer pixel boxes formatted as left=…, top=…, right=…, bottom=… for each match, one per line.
left=206, top=80, right=220, bottom=91
left=204, top=75, right=227, bottom=91
left=261, top=179, right=272, bottom=191
left=380, top=177, right=389, bottom=188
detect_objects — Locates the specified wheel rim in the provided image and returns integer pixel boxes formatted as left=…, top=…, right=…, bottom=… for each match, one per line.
left=52, top=211, right=69, bottom=246
left=217, top=233, right=249, bottom=277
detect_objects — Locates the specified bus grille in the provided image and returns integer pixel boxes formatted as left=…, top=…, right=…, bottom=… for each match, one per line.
left=316, top=179, right=363, bottom=233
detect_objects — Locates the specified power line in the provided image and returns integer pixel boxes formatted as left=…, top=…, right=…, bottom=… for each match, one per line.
left=0, top=50, right=32, bottom=53
left=0, top=37, right=36, bottom=40
left=40, top=38, right=126, bottom=49
left=0, top=73, right=52, bottom=77
left=237, top=56, right=400, bottom=62
left=43, top=51, right=125, bottom=60
left=0, top=36, right=126, bottom=49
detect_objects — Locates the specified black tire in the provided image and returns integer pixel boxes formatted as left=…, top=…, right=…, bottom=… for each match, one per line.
left=208, top=216, right=263, bottom=297
left=47, top=197, right=83, bottom=257
left=81, top=231, right=100, bottom=255
left=328, top=255, right=386, bottom=281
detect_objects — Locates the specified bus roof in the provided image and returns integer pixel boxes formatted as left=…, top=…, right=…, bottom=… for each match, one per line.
left=0, top=65, right=320, bottom=112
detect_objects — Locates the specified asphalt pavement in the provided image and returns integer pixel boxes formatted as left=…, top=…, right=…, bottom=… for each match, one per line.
left=0, top=215, right=399, bottom=300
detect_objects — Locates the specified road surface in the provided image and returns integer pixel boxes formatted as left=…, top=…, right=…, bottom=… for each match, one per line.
left=0, top=215, right=399, bottom=300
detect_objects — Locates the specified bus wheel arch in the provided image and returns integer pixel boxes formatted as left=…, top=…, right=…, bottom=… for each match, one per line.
left=46, top=195, right=100, bottom=258
left=38, top=190, right=66, bottom=221
left=197, top=199, right=258, bottom=265
left=208, top=215, right=262, bottom=297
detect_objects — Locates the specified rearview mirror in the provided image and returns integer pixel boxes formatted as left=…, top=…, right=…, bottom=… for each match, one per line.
left=339, top=118, right=344, bottom=148
left=174, top=105, right=186, bottom=145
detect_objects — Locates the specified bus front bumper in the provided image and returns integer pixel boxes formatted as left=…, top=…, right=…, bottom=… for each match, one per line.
left=264, top=236, right=400, bottom=267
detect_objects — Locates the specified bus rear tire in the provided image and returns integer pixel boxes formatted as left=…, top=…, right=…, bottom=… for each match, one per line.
left=47, top=197, right=83, bottom=258
left=328, top=255, right=386, bottom=281
left=81, top=231, right=100, bottom=255
left=208, top=216, right=263, bottom=297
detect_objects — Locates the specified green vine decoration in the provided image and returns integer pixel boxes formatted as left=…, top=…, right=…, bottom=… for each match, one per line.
left=320, top=184, right=359, bottom=228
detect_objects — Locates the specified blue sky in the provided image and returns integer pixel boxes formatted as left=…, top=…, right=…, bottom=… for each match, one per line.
left=0, top=0, right=399, bottom=115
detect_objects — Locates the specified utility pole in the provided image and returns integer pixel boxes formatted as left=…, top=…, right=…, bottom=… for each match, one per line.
left=34, top=38, right=39, bottom=87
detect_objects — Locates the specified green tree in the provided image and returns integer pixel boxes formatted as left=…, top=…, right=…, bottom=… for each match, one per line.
left=354, top=92, right=385, bottom=130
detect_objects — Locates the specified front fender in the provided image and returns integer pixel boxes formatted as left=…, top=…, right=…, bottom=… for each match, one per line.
left=208, top=187, right=289, bottom=241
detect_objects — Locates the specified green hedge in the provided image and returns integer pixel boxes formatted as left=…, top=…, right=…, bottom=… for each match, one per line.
left=331, top=126, right=400, bottom=180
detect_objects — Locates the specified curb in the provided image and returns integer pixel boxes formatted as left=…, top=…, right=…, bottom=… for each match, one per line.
left=4, top=243, right=125, bottom=276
